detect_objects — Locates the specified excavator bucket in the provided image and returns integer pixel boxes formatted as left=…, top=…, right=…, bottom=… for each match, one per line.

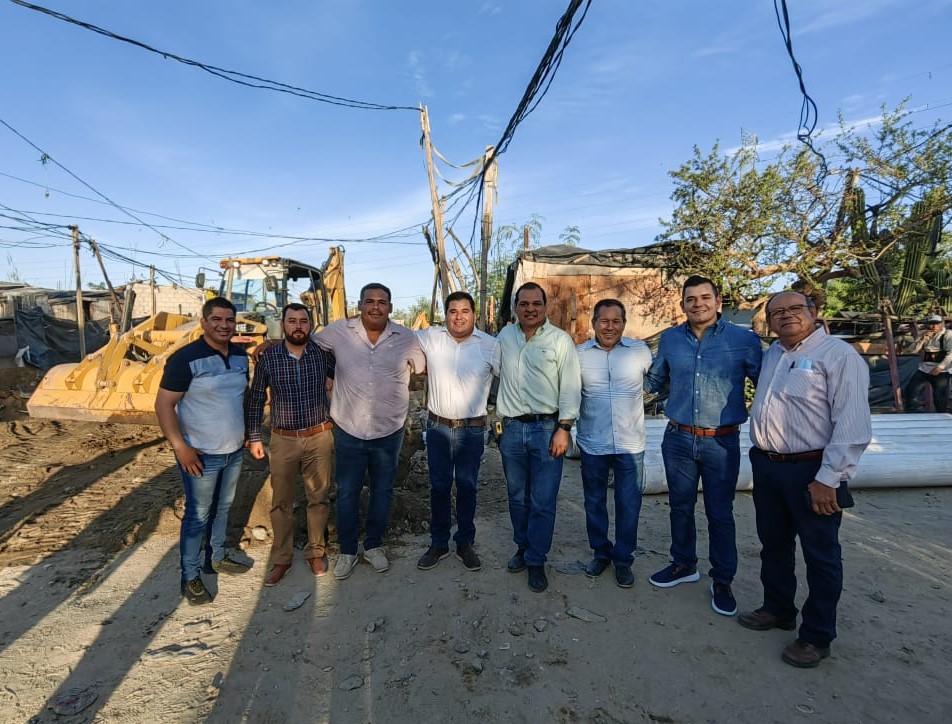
left=27, top=249, right=347, bottom=425
left=26, top=312, right=202, bottom=425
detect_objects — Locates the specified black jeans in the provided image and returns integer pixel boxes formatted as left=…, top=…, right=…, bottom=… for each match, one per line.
left=904, top=369, right=950, bottom=412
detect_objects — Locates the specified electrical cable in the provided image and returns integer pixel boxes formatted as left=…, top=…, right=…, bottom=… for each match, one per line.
left=773, top=0, right=828, bottom=174
left=10, top=0, right=418, bottom=112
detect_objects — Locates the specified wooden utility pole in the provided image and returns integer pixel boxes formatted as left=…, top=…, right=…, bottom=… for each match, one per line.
left=523, top=225, right=531, bottom=251
left=71, top=226, right=86, bottom=359
left=87, top=238, right=123, bottom=324
left=420, top=106, right=452, bottom=302
left=479, top=146, right=497, bottom=330
left=150, top=266, right=157, bottom=315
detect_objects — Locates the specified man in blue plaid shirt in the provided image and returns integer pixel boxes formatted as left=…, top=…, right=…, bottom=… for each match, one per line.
left=246, top=303, right=335, bottom=586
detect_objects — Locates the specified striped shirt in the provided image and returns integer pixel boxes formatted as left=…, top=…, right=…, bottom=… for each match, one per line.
left=576, top=337, right=653, bottom=454
left=750, top=326, right=871, bottom=487
left=245, top=340, right=334, bottom=442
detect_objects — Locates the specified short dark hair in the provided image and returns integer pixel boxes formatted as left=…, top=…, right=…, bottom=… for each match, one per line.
left=593, top=298, right=626, bottom=323
left=682, top=275, right=720, bottom=299
left=444, top=291, right=475, bottom=314
left=360, top=282, right=392, bottom=302
left=515, top=281, right=547, bottom=306
left=282, top=302, right=309, bottom=322
left=202, top=296, right=236, bottom=319
left=765, top=290, right=816, bottom=313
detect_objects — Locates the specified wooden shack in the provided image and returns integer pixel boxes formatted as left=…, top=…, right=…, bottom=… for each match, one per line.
left=498, top=243, right=685, bottom=343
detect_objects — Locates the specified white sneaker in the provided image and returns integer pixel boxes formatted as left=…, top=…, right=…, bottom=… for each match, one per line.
left=363, top=547, right=390, bottom=573
left=334, top=553, right=359, bottom=580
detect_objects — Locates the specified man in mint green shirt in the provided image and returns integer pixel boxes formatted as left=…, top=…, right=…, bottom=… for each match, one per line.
left=497, top=281, right=581, bottom=593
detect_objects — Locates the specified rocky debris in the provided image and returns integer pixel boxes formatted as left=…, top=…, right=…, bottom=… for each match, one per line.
left=282, top=591, right=311, bottom=611
left=49, top=686, right=97, bottom=716
left=338, top=675, right=364, bottom=691
left=566, top=606, right=607, bottom=623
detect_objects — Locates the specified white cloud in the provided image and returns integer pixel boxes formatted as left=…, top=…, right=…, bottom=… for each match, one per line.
left=406, top=50, right=434, bottom=98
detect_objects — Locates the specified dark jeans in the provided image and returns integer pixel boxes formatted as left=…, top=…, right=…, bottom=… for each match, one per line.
left=660, top=425, right=740, bottom=584
left=580, top=450, right=645, bottom=567
left=177, top=447, right=243, bottom=582
left=499, top=417, right=564, bottom=567
left=904, top=369, right=950, bottom=412
left=333, top=426, right=404, bottom=555
left=425, top=419, right=485, bottom=548
left=750, top=450, right=842, bottom=649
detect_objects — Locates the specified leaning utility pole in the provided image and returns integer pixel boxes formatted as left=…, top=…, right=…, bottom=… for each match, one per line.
left=479, top=146, right=497, bottom=330
left=420, top=106, right=453, bottom=301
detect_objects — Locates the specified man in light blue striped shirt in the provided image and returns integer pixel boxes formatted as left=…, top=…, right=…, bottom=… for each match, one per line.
left=576, top=299, right=653, bottom=589
left=741, top=290, right=871, bottom=669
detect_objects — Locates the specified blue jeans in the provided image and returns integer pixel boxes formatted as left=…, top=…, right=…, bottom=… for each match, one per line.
left=660, top=425, right=739, bottom=584
left=333, top=426, right=404, bottom=555
left=499, top=418, right=564, bottom=567
left=750, top=451, right=842, bottom=648
left=177, top=447, right=244, bottom=582
left=426, top=420, right=484, bottom=549
left=580, top=450, right=645, bottom=567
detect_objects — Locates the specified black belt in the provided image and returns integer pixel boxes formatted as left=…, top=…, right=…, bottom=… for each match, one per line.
left=428, top=412, right=487, bottom=429
left=506, top=412, right=559, bottom=423
left=669, top=422, right=739, bottom=437
left=751, top=447, right=824, bottom=463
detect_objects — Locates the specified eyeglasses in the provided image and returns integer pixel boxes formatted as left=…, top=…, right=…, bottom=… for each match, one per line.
left=767, top=304, right=811, bottom=320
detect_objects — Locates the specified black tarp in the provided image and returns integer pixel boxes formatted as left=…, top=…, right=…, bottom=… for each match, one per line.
left=15, top=306, right=110, bottom=370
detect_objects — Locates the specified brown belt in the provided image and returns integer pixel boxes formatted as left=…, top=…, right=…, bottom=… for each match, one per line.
left=669, top=422, right=739, bottom=437
left=271, top=421, right=334, bottom=438
left=752, top=447, right=824, bottom=463
left=428, top=412, right=487, bottom=429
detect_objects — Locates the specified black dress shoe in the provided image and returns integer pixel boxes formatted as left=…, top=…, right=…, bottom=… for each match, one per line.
left=614, top=565, right=635, bottom=588
left=527, top=565, right=548, bottom=592
left=507, top=548, right=527, bottom=573
left=585, top=558, right=610, bottom=578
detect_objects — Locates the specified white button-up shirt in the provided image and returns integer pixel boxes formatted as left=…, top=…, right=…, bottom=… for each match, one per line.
left=576, top=337, right=653, bottom=454
left=416, top=326, right=500, bottom=419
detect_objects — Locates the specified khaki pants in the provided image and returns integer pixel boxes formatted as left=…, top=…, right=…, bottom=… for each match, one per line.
left=268, top=429, right=334, bottom=565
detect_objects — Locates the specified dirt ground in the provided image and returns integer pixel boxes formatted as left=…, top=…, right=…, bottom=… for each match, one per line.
left=0, top=369, right=950, bottom=723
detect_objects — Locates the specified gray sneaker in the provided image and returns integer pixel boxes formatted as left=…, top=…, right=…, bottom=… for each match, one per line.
left=363, top=547, right=390, bottom=573
left=334, top=553, right=359, bottom=580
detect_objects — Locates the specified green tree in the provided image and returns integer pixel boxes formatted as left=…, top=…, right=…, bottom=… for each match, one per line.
left=657, top=102, right=952, bottom=312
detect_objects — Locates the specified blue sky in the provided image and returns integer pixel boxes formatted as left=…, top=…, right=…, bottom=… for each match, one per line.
left=2, top=0, right=951, bottom=308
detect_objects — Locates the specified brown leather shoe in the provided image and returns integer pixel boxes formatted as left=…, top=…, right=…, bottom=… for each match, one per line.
left=308, top=555, right=328, bottom=576
left=782, top=639, right=830, bottom=668
left=264, top=564, right=291, bottom=587
left=738, top=608, right=797, bottom=631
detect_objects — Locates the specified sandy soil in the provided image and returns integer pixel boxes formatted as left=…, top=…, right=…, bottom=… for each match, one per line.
left=0, top=380, right=950, bottom=722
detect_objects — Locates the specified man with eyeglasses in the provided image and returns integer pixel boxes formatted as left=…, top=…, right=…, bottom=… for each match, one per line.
left=740, top=291, right=871, bottom=669
left=645, top=275, right=762, bottom=617
left=497, top=281, right=581, bottom=593
left=903, top=314, right=952, bottom=413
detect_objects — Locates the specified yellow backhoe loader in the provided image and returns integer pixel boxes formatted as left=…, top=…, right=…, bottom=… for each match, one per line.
left=27, top=247, right=346, bottom=425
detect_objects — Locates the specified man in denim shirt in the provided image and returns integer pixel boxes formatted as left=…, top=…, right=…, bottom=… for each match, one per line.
left=645, top=275, right=761, bottom=616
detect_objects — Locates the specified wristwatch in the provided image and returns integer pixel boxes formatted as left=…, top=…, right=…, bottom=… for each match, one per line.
left=558, top=422, right=573, bottom=432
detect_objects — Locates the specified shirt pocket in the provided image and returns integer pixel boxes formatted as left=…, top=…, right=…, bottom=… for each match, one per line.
left=783, top=368, right=819, bottom=398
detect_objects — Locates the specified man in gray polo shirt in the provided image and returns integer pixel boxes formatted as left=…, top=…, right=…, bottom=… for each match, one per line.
left=156, top=297, right=251, bottom=605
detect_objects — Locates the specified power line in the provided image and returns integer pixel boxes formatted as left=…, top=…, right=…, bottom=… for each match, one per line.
left=773, top=0, right=828, bottom=174
left=10, top=0, right=418, bottom=112
left=0, top=114, right=216, bottom=263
